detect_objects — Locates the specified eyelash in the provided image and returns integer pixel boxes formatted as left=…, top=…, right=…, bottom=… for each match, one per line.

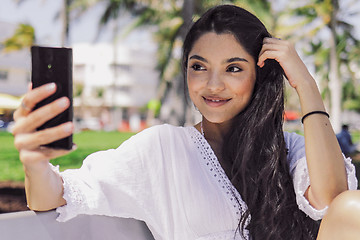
left=190, top=63, right=243, bottom=73
left=227, top=65, right=242, bottom=72
left=190, top=64, right=206, bottom=71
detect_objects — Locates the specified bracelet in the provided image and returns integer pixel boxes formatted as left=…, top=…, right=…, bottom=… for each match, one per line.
left=301, top=111, right=329, bottom=124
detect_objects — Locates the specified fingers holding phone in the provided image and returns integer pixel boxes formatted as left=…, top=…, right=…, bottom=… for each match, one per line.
left=12, top=85, right=74, bottom=166
left=13, top=46, right=75, bottom=167
left=11, top=46, right=75, bottom=211
left=13, top=82, right=56, bottom=123
left=30, top=46, right=73, bottom=150
left=15, top=121, right=73, bottom=149
left=14, top=95, right=70, bottom=135
left=13, top=93, right=73, bottom=149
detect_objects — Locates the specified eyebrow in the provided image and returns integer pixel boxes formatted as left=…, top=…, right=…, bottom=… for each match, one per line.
left=189, top=55, right=208, bottom=63
left=226, top=57, right=248, bottom=63
left=189, top=55, right=249, bottom=64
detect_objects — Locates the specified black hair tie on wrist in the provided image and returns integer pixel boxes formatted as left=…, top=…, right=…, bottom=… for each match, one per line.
left=301, top=111, right=330, bottom=124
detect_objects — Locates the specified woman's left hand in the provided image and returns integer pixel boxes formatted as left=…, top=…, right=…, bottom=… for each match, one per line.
left=257, top=37, right=313, bottom=90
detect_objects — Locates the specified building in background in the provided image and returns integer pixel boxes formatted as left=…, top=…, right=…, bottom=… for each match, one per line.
left=0, top=21, right=30, bottom=97
left=0, top=21, right=30, bottom=129
left=0, top=19, right=159, bottom=132
left=72, top=42, right=159, bottom=132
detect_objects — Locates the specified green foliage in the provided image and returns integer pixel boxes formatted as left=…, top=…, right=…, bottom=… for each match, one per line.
left=233, top=0, right=273, bottom=29
left=0, top=131, right=134, bottom=182
left=73, top=82, right=84, bottom=97
left=341, top=72, right=360, bottom=113
left=147, top=99, right=161, bottom=117
left=0, top=132, right=24, bottom=181
left=352, top=131, right=360, bottom=142
left=295, top=0, right=333, bottom=24
left=95, top=87, right=105, bottom=98
left=291, top=0, right=360, bottom=115
left=2, top=24, right=35, bottom=52
left=97, top=0, right=140, bottom=28
left=343, top=99, right=360, bottom=112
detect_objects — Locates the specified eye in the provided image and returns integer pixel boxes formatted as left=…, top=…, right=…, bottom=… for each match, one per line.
left=191, top=64, right=206, bottom=71
left=227, top=65, right=242, bottom=73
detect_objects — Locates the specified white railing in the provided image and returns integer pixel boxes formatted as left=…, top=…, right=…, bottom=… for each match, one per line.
left=0, top=210, right=154, bottom=240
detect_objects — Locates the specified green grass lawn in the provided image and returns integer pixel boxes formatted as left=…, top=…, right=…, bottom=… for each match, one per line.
left=352, top=131, right=360, bottom=143
left=0, top=131, right=135, bottom=182
left=1, top=129, right=360, bottom=188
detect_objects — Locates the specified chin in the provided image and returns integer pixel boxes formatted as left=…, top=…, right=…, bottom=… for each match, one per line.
left=203, top=115, right=234, bottom=124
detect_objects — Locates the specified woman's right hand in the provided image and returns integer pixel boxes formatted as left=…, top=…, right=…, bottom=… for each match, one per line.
left=12, top=82, right=74, bottom=171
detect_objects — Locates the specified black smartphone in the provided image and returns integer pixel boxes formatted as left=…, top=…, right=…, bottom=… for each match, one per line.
left=31, top=46, right=73, bottom=150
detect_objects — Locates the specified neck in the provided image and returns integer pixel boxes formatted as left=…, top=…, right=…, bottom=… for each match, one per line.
left=196, top=118, right=233, bottom=169
left=200, top=118, right=232, bottom=145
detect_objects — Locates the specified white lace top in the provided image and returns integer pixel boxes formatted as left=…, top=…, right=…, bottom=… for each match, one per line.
left=52, top=124, right=358, bottom=240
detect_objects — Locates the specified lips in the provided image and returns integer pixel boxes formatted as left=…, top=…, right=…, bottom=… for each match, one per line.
left=203, top=96, right=231, bottom=107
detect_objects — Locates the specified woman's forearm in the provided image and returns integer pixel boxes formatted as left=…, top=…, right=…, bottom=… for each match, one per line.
left=258, top=37, right=348, bottom=208
left=24, top=161, right=66, bottom=211
left=11, top=83, right=73, bottom=211
left=297, top=79, right=348, bottom=209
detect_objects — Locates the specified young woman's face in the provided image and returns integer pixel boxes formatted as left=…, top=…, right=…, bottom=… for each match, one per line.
left=187, top=32, right=256, bottom=124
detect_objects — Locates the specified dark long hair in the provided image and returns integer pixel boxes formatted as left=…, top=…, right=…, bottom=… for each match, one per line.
left=182, top=5, right=320, bottom=239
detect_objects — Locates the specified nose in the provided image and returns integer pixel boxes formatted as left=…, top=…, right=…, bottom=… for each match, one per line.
left=207, top=71, right=225, bottom=92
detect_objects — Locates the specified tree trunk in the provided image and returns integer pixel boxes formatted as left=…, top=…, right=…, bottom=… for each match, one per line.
left=110, top=18, right=121, bottom=131
left=61, top=0, right=70, bottom=47
left=328, top=0, right=341, bottom=133
left=180, top=0, right=194, bottom=39
left=180, top=0, right=194, bottom=126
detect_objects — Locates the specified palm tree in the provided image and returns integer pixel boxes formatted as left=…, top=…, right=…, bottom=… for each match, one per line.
left=290, top=0, right=360, bottom=132
left=92, top=0, right=144, bottom=129
left=339, top=32, right=360, bottom=113
left=88, top=0, right=193, bottom=125
left=56, top=0, right=102, bottom=46
left=60, top=0, right=71, bottom=46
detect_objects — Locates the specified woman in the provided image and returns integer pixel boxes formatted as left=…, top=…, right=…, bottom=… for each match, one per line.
left=12, top=4, right=360, bottom=240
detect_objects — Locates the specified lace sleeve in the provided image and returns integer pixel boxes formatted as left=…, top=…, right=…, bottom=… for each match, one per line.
left=49, top=162, right=109, bottom=222
left=56, top=168, right=95, bottom=222
left=292, top=155, right=358, bottom=221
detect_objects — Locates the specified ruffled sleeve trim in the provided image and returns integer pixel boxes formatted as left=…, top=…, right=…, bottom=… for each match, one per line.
left=293, top=155, right=358, bottom=221
left=49, top=162, right=104, bottom=222
left=55, top=169, right=88, bottom=222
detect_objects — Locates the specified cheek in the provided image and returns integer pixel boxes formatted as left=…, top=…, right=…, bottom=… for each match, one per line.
left=187, top=75, right=197, bottom=103
left=187, top=72, right=193, bottom=92
left=235, top=76, right=255, bottom=92
left=187, top=72, right=202, bottom=96
left=232, top=78, right=256, bottom=103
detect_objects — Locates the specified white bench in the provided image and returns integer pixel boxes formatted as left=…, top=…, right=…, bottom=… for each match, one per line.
left=0, top=210, right=154, bottom=240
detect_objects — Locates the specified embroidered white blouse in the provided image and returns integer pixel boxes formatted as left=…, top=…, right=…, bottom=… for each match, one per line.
left=53, top=124, right=358, bottom=240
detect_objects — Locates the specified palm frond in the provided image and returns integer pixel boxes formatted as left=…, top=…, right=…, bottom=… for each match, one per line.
left=2, top=24, right=35, bottom=52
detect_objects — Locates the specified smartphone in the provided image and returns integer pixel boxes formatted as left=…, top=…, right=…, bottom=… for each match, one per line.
left=31, top=46, right=73, bottom=150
